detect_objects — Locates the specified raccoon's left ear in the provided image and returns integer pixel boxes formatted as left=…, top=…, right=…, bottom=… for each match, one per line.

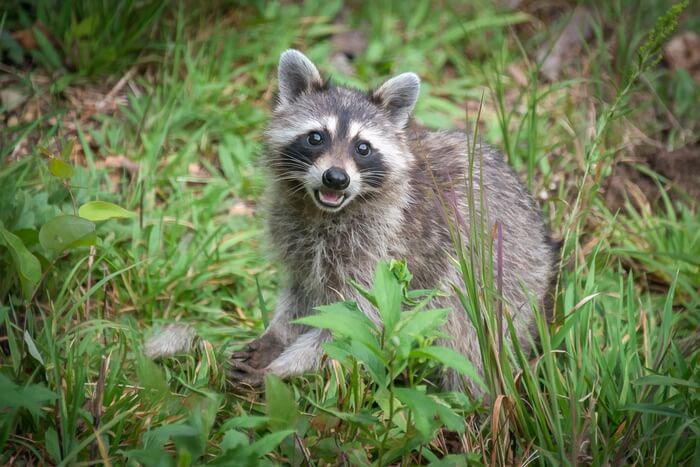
left=372, top=73, right=421, bottom=128
left=277, top=49, right=323, bottom=106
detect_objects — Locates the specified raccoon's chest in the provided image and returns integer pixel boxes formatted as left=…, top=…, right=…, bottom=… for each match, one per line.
left=281, top=215, right=402, bottom=299
left=306, top=221, right=382, bottom=288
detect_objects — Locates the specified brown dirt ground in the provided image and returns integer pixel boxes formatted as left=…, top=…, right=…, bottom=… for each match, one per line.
left=603, top=143, right=700, bottom=212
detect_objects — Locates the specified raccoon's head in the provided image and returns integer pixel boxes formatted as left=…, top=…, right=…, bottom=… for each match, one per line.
left=264, top=49, right=420, bottom=213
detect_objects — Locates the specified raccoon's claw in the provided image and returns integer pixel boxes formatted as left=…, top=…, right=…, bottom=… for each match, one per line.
left=228, top=334, right=286, bottom=388
left=230, top=334, right=285, bottom=369
left=229, top=347, right=254, bottom=364
left=227, top=359, right=266, bottom=388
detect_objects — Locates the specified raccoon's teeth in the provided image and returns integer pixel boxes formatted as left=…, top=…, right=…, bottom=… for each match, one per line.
left=317, top=189, right=345, bottom=207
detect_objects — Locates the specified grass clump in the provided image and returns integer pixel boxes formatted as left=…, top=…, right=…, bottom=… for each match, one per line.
left=1, top=0, right=698, bottom=465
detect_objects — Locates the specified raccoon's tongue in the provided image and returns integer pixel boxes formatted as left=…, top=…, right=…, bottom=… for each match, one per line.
left=318, top=190, right=344, bottom=205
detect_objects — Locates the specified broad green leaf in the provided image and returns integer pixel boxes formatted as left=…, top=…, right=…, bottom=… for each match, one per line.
left=303, top=397, right=379, bottom=426
left=23, top=330, right=44, bottom=366
left=373, top=261, right=402, bottom=333
left=397, top=308, right=449, bottom=339
left=265, top=375, right=297, bottom=431
left=0, top=223, right=41, bottom=298
left=0, top=373, right=56, bottom=417
left=411, top=346, right=486, bottom=391
left=220, top=415, right=269, bottom=430
left=39, top=215, right=96, bottom=251
left=220, top=430, right=248, bottom=453
left=249, top=429, right=295, bottom=457
left=434, top=399, right=465, bottom=433
left=429, top=454, right=481, bottom=466
left=143, top=423, right=198, bottom=449
left=394, top=387, right=440, bottom=439
left=79, top=201, right=136, bottom=222
left=45, top=428, right=60, bottom=463
left=48, top=158, right=74, bottom=179
left=295, top=302, right=378, bottom=349
left=13, top=229, right=39, bottom=248
left=324, top=339, right=387, bottom=387
left=123, top=447, right=174, bottom=467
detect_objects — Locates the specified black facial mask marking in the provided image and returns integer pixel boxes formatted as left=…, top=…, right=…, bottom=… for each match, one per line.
left=278, top=129, right=331, bottom=169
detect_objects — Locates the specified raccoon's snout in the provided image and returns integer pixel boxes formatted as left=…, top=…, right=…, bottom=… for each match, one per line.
left=322, top=167, right=350, bottom=190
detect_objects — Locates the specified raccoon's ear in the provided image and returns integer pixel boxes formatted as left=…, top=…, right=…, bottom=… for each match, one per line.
left=372, top=72, right=421, bottom=128
left=277, top=49, right=323, bottom=106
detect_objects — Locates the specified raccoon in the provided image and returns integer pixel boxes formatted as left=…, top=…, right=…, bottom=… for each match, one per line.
left=222, top=50, right=559, bottom=396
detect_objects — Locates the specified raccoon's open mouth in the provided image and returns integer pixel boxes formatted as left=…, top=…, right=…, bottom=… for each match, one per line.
left=315, top=189, right=346, bottom=209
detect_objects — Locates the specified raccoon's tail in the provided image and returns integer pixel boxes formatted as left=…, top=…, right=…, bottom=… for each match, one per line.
left=144, top=324, right=199, bottom=359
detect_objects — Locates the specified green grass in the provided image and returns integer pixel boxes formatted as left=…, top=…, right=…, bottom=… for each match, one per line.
left=1, top=0, right=699, bottom=465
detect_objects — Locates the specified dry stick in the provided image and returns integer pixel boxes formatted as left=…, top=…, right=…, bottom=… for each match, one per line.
left=96, top=66, right=138, bottom=112
left=85, top=246, right=96, bottom=321
left=293, top=432, right=313, bottom=467
left=134, top=95, right=153, bottom=231
left=89, top=264, right=111, bottom=462
left=89, top=354, right=110, bottom=463
left=490, top=395, right=511, bottom=467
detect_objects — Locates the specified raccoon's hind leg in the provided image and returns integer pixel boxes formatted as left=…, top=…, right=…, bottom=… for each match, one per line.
left=437, top=299, right=487, bottom=397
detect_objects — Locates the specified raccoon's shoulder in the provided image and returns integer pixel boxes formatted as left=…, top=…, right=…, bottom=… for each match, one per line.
left=406, top=126, right=471, bottom=183
left=406, top=125, right=511, bottom=177
left=407, top=124, right=454, bottom=152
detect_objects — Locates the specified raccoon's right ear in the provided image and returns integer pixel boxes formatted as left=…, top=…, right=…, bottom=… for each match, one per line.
left=277, top=49, right=323, bottom=106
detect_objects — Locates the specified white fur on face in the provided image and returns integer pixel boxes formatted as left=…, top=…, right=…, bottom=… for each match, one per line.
left=265, top=114, right=338, bottom=147
left=347, top=121, right=412, bottom=172
left=303, top=159, right=361, bottom=213
left=305, top=155, right=360, bottom=190
left=268, top=112, right=411, bottom=212
left=325, top=116, right=338, bottom=138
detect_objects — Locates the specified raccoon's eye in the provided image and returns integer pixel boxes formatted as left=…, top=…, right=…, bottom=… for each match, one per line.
left=307, top=131, right=324, bottom=146
left=356, top=141, right=371, bottom=157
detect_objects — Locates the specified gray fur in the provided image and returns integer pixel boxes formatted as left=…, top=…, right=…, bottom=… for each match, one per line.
left=145, top=324, right=197, bottom=359
left=278, top=49, right=323, bottom=105
left=372, top=72, right=421, bottom=127
left=232, top=50, right=559, bottom=396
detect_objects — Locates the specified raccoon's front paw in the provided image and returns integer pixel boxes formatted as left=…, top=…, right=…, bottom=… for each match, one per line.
left=227, top=358, right=266, bottom=388
left=230, top=334, right=284, bottom=370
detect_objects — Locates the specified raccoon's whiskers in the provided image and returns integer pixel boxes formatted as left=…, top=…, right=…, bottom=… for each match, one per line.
left=279, top=149, right=313, bottom=166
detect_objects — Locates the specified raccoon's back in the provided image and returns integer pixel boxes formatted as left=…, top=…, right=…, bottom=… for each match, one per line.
left=404, top=127, right=557, bottom=311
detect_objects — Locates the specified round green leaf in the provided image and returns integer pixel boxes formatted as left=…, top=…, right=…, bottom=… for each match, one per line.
left=48, top=158, right=74, bottom=179
left=79, top=201, right=136, bottom=222
left=39, top=215, right=96, bottom=251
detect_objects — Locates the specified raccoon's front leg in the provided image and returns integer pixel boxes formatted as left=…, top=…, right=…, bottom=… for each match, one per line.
left=228, top=329, right=329, bottom=386
left=264, top=328, right=329, bottom=378
left=228, top=287, right=309, bottom=386
left=229, top=332, right=285, bottom=372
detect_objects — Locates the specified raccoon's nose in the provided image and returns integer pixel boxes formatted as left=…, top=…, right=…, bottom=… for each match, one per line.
left=322, top=167, right=350, bottom=190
